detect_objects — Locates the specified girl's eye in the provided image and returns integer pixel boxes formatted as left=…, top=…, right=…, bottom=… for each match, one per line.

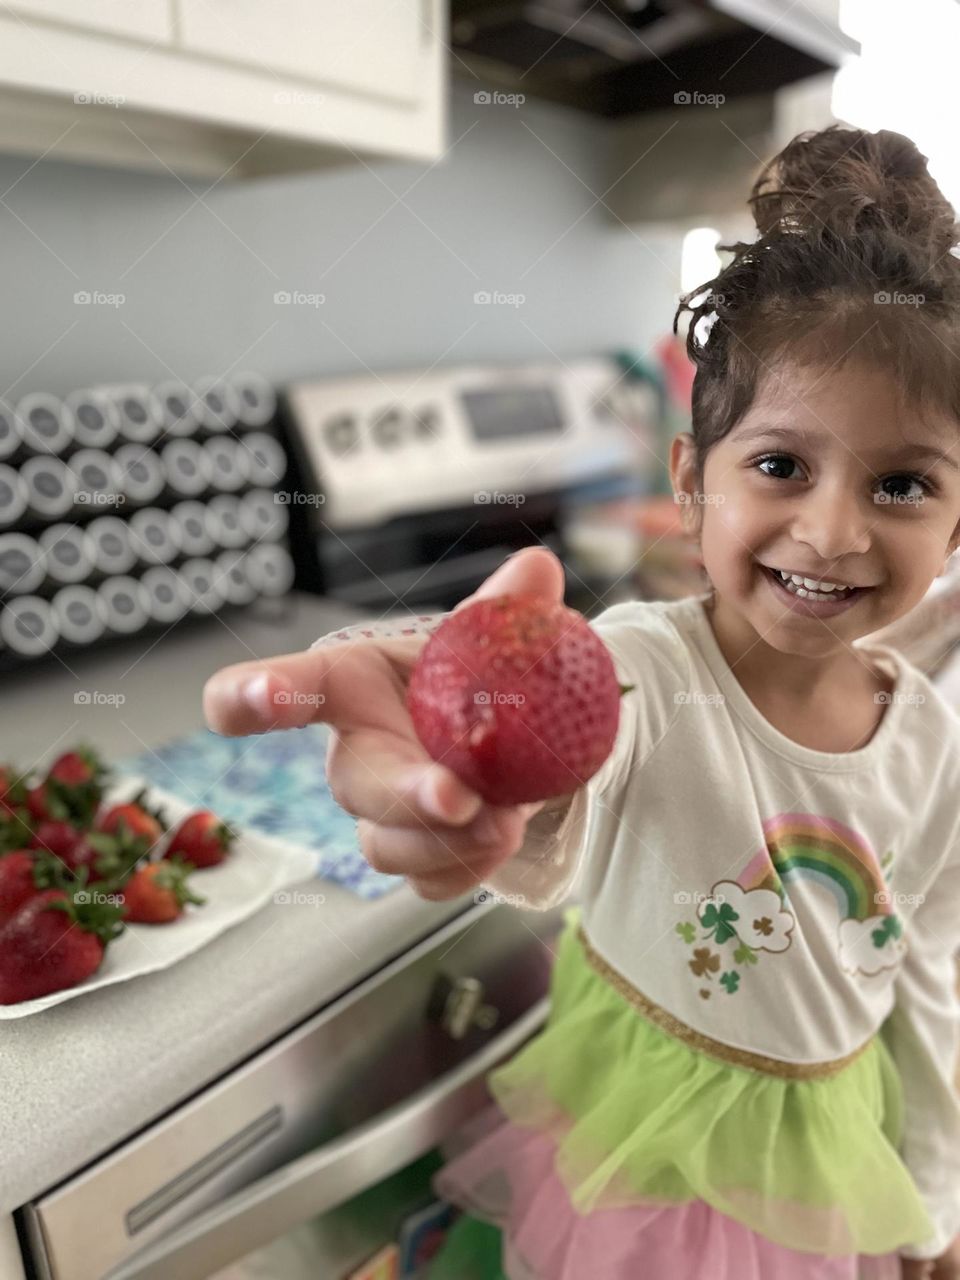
left=877, top=474, right=932, bottom=503
left=754, top=453, right=800, bottom=481
left=752, top=457, right=935, bottom=504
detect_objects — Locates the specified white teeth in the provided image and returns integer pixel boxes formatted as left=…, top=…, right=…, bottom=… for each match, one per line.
left=770, top=567, right=854, bottom=602
left=788, top=572, right=840, bottom=592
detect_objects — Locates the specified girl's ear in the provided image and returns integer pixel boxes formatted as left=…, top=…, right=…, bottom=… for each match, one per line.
left=941, top=519, right=960, bottom=574
left=669, top=433, right=703, bottom=539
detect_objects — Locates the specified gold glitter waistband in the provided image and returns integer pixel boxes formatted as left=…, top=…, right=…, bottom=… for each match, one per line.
left=575, top=923, right=873, bottom=1081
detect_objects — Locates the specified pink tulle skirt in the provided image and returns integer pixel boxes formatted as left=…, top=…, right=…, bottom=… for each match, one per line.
left=434, top=1105, right=903, bottom=1280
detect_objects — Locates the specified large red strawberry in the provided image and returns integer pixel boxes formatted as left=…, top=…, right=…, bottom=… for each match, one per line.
left=0, top=851, right=43, bottom=924
left=163, top=811, right=234, bottom=869
left=25, top=781, right=55, bottom=823
left=28, top=821, right=107, bottom=884
left=0, top=887, right=124, bottom=1004
left=48, top=749, right=101, bottom=789
left=41, top=747, right=108, bottom=827
left=406, top=593, right=629, bottom=806
left=121, top=858, right=205, bottom=924
left=97, top=791, right=166, bottom=848
left=29, top=820, right=84, bottom=863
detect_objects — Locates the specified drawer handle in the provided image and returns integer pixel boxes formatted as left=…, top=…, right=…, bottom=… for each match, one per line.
left=428, top=973, right=499, bottom=1040
left=105, top=997, right=548, bottom=1280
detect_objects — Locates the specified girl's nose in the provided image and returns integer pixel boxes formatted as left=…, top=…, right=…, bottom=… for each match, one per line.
left=791, top=487, right=873, bottom=561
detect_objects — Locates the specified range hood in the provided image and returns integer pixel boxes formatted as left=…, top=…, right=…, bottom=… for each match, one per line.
left=450, top=0, right=859, bottom=117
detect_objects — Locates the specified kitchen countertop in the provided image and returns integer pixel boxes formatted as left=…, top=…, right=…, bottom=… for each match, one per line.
left=0, top=592, right=469, bottom=1215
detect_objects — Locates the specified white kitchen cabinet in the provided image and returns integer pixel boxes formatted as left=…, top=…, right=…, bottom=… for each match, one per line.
left=1, top=0, right=172, bottom=43
left=0, top=0, right=446, bottom=179
left=177, top=0, right=424, bottom=106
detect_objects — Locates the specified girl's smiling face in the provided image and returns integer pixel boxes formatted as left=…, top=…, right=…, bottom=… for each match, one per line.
left=672, top=359, right=960, bottom=660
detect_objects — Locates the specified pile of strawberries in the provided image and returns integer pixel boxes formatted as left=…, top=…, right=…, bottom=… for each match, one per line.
left=0, top=745, right=236, bottom=1005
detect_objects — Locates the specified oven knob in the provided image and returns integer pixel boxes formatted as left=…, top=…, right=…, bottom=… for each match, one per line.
left=428, top=974, right=499, bottom=1041
left=231, top=372, right=276, bottom=429
left=115, top=389, right=161, bottom=446
left=371, top=407, right=404, bottom=449
left=413, top=406, right=441, bottom=439
left=323, top=413, right=358, bottom=456
left=154, top=382, right=199, bottom=439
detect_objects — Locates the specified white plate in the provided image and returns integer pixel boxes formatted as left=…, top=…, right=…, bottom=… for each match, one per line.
left=0, top=777, right=319, bottom=1019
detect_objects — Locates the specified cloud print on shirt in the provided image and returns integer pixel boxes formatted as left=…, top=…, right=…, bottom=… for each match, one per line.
left=838, top=915, right=906, bottom=976
left=698, top=881, right=795, bottom=953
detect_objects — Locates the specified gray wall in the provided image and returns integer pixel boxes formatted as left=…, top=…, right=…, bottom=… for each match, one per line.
left=0, top=82, right=688, bottom=398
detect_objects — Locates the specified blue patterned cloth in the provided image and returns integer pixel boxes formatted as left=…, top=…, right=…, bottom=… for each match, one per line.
left=114, top=724, right=401, bottom=898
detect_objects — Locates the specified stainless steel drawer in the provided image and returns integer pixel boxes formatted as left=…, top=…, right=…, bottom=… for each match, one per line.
left=22, top=902, right=563, bottom=1280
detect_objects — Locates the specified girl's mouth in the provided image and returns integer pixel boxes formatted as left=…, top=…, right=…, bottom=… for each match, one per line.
left=761, top=564, right=871, bottom=617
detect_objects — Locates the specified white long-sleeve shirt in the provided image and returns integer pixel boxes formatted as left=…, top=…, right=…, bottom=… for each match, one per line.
left=482, top=590, right=960, bottom=1260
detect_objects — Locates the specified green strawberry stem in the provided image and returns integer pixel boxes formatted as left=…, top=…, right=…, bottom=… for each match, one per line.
left=143, top=856, right=206, bottom=908
left=45, top=891, right=126, bottom=945
left=86, top=828, right=151, bottom=887
left=0, top=808, right=35, bottom=853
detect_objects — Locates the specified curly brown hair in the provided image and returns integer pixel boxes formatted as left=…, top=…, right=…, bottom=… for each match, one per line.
left=673, top=125, right=960, bottom=483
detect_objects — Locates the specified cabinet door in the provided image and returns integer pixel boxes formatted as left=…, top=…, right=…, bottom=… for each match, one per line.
left=3, top=0, right=172, bottom=42
left=177, top=0, right=423, bottom=104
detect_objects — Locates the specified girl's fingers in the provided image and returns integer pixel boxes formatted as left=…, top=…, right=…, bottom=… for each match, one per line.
left=202, top=547, right=567, bottom=739
left=202, top=642, right=386, bottom=737
left=325, top=731, right=485, bottom=828
left=357, top=806, right=533, bottom=880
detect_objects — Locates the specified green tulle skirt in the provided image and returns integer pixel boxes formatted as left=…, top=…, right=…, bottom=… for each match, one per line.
left=432, top=906, right=933, bottom=1267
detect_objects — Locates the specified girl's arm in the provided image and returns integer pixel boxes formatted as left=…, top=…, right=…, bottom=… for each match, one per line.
left=881, top=855, right=960, bottom=1263
left=310, top=598, right=692, bottom=913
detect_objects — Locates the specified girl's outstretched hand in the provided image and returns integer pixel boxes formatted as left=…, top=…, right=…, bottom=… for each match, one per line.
left=201, top=547, right=566, bottom=899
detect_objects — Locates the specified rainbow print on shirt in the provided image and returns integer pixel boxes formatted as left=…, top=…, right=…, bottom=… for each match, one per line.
left=736, top=813, right=904, bottom=976
left=742, top=813, right=893, bottom=921
left=677, top=812, right=905, bottom=998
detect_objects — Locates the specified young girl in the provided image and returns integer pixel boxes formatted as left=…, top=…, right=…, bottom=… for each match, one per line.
left=203, top=126, right=960, bottom=1278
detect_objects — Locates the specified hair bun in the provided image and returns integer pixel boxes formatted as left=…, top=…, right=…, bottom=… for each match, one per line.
left=749, top=125, right=957, bottom=257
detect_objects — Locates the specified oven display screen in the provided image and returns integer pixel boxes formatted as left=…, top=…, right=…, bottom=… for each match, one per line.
left=461, top=387, right=564, bottom=441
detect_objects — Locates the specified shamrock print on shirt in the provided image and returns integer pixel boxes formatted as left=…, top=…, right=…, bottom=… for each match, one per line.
left=675, top=813, right=904, bottom=996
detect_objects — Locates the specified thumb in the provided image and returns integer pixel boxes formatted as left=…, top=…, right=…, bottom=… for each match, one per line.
left=454, top=546, right=566, bottom=614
